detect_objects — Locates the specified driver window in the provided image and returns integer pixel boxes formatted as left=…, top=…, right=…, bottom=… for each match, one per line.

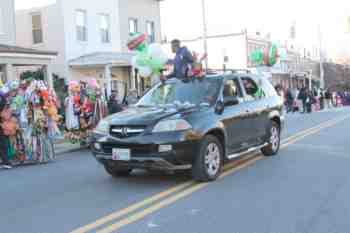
left=223, top=79, right=243, bottom=99
left=242, top=77, right=265, bottom=101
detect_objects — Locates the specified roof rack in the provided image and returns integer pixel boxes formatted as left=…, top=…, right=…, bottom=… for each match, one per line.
left=206, top=69, right=251, bottom=75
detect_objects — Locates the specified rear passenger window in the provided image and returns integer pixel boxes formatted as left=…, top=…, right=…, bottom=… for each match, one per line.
left=241, top=77, right=266, bottom=101
left=261, top=78, right=278, bottom=97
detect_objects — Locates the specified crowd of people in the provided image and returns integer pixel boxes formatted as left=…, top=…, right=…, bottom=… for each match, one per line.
left=276, top=85, right=350, bottom=114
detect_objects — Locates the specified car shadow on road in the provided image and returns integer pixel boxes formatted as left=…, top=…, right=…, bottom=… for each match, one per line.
left=106, top=169, right=192, bottom=187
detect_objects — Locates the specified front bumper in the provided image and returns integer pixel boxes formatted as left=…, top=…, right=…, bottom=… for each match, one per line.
left=91, top=131, right=200, bottom=171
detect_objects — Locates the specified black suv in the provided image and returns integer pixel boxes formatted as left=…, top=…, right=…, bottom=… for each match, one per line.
left=91, top=72, right=284, bottom=182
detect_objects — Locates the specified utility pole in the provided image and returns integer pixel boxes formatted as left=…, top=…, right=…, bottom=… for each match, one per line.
left=309, top=69, right=312, bottom=91
left=318, top=25, right=325, bottom=89
left=201, top=0, right=209, bottom=71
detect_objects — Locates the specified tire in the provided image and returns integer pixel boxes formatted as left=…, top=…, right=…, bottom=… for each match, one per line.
left=261, top=121, right=281, bottom=156
left=192, top=135, right=224, bottom=182
left=104, top=163, right=132, bottom=177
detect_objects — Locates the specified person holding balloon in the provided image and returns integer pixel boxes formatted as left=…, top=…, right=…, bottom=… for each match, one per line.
left=163, top=39, right=194, bottom=80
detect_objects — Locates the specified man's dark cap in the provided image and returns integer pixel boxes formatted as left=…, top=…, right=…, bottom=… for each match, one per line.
left=171, top=39, right=181, bottom=45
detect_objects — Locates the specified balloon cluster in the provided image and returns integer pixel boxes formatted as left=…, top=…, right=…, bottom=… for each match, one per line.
left=250, top=43, right=279, bottom=67
left=128, top=33, right=168, bottom=78
left=27, top=80, right=61, bottom=122
left=0, top=80, right=20, bottom=95
left=86, top=79, right=100, bottom=103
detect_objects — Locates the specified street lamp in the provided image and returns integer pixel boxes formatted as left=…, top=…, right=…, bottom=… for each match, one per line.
left=201, top=0, right=209, bottom=71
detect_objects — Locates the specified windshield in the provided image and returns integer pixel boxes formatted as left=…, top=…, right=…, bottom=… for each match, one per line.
left=137, top=78, right=223, bottom=107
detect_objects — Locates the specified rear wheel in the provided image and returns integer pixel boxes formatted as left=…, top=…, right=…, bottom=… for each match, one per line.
left=261, top=121, right=281, bottom=156
left=192, top=135, right=223, bottom=182
left=104, top=163, right=132, bottom=177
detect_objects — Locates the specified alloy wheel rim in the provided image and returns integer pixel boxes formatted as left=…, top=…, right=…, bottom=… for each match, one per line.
left=205, top=143, right=221, bottom=176
left=270, top=126, right=280, bottom=151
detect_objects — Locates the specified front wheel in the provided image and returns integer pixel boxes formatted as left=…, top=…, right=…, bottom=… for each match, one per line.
left=192, top=135, right=224, bottom=182
left=261, top=121, right=281, bottom=156
left=104, top=163, right=132, bottom=178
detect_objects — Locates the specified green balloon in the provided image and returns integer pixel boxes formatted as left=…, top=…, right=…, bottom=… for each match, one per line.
left=269, top=44, right=278, bottom=66
left=250, top=49, right=264, bottom=65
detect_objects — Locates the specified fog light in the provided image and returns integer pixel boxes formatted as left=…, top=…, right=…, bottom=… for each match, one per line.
left=159, top=145, right=172, bottom=153
left=94, top=143, right=101, bottom=150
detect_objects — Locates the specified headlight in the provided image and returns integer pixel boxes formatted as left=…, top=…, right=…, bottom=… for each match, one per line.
left=94, top=119, right=110, bottom=134
left=152, top=119, right=192, bottom=133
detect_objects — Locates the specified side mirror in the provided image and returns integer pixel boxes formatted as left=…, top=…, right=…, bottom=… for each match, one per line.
left=223, top=96, right=239, bottom=107
left=215, top=101, right=224, bottom=114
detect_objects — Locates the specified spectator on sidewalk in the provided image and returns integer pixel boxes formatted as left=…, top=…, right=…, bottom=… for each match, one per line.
left=325, top=89, right=332, bottom=109
left=298, top=87, right=307, bottom=113
left=319, top=88, right=325, bottom=110
left=0, top=92, right=11, bottom=169
left=108, top=92, right=123, bottom=115
left=286, top=89, right=294, bottom=113
left=305, top=90, right=315, bottom=114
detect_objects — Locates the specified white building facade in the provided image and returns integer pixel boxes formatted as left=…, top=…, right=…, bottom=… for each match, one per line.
left=0, top=0, right=16, bottom=45
left=0, top=0, right=57, bottom=86
left=16, top=0, right=162, bottom=98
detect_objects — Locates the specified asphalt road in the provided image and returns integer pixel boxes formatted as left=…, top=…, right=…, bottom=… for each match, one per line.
left=1, top=107, right=350, bottom=233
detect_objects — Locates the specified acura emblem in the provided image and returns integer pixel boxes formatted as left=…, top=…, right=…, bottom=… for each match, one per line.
left=121, top=127, right=128, bottom=137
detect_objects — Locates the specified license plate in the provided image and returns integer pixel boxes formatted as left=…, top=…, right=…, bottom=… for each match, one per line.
left=112, top=149, right=130, bottom=161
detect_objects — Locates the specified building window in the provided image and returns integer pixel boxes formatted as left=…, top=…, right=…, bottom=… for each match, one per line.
left=0, top=8, right=3, bottom=34
left=100, top=14, right=110, bottom=43
left=76, top=10, right=87, bottom=41
left=32, top=14, right=43, bottom=44
left=146, top=21, right=155, bottom=43
left=129, top=18, right=138, bottom=34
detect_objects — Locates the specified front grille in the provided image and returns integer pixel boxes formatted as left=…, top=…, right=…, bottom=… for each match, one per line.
left=110, top=125, right=146, bottom=138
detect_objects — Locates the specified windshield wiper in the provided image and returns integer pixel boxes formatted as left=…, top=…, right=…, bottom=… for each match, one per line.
left=136, top=104, right=155, bottom=108
left=199, top=102, right=210, bottom=108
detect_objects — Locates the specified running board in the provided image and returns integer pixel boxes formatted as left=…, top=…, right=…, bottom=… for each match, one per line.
left=226, top=143, right=268, bottom=160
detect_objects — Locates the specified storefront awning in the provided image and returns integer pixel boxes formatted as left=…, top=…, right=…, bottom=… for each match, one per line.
left=69, top=52, right=134, bottom=67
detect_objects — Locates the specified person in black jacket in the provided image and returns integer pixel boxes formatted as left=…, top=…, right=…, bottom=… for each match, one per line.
left=298, top=87, right=307, bottom=113
left=108, top=93, right=123, bottom=115
left=286, top=89, right=294, bottom=113
left=0, top=93, right=11, bottom=169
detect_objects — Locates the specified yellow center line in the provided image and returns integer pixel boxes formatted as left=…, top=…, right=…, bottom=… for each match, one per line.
left=70, top=181, right=195, bottom=233
left=97, top=155, right=266, bottom=233
left=71, top=114, right=350, bottom=233
left=281, top=114, right=350, bottom=144
left=95, top=114, right=350, bottom=233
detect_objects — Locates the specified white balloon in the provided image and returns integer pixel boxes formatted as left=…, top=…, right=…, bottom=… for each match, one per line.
left=138, top=66, right=152, bottom=78
left=1, top=86, right=10, bottom=94
left=148, top=43, right=168, bottom=65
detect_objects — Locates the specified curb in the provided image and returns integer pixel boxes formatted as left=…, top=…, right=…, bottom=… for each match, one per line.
left=55, top=145, right=90, bottom=156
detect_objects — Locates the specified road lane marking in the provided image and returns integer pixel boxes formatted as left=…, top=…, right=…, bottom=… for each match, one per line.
left=97, top=155, right=265, bottom=233
left=281, top=114, right=350, bottom=144
left=70, top=181, right=195, bottom=233
left=281, top=115, right=350, bottom=149
left=72, top=114, right=350, bottom=233
left=96, top=114, right=350, bottom=233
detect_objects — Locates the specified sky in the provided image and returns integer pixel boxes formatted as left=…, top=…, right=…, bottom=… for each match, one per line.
left=15, top=0, right=350, bottom=60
